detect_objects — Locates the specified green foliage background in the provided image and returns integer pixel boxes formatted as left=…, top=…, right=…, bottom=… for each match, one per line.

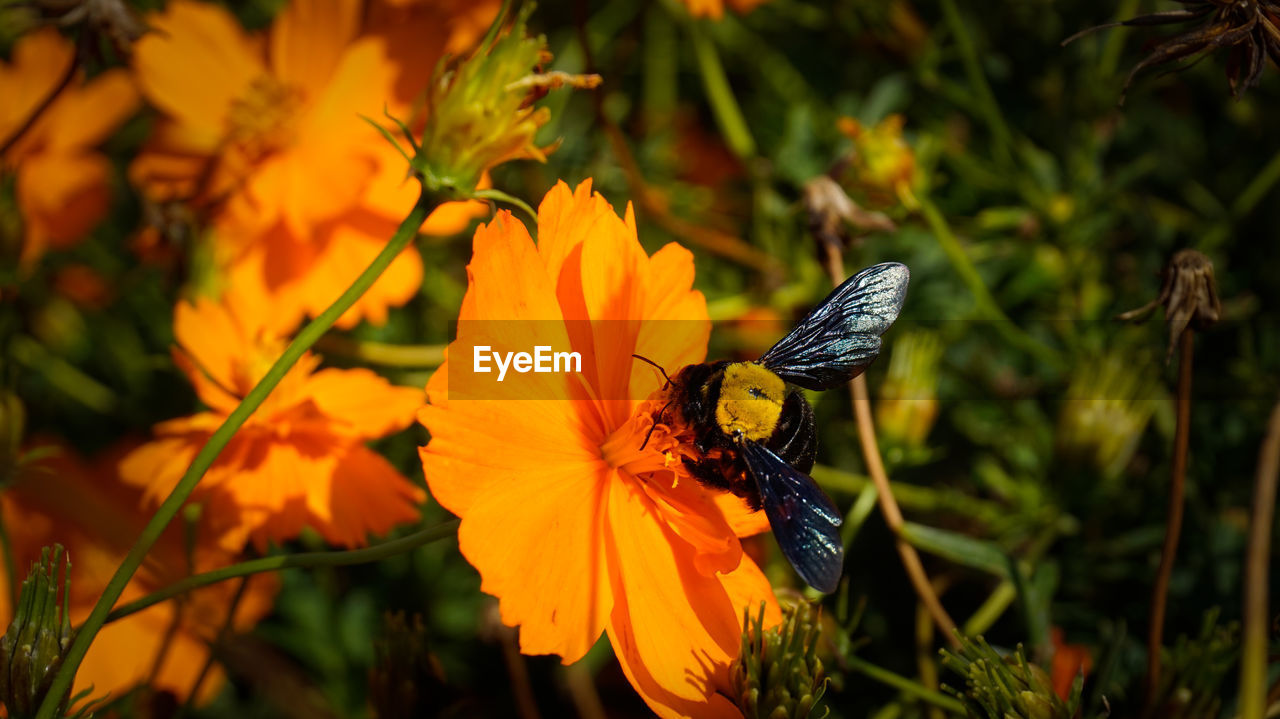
left=3, top=0, right=1279, bottom=716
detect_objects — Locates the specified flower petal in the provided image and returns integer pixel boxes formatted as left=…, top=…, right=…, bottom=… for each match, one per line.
left=316, top=445, right=424, bottom=546
left=269, top=0, right=360, bottom=95
left=133, top=0, right=264, bottom=138
left=444, top=455, right=614, bottom=663
left=604, top=477, right=745, bottom=716
left=306, top=368, right=422, bottom=437
left=0, top=28, right=74, bottom=148
left=44, top=68, right=139, bottom=151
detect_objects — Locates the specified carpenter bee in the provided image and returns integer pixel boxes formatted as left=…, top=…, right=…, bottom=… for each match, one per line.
left=636, top=263, right=909, bottom=593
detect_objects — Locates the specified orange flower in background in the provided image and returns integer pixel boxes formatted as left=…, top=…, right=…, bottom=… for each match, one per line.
left=128, top=0, right=490, bottom=332
left=1049, top=628, right=1093, bottom=702
left=420, top=180, right=780, bottom=719
left=0, top=442, right=276, bottom=704
left=0, top=28, right=138, bottom=266
left=679, top=0, right=769, bottom=20
left=838, top=114, right=920, bottom=209
left=119, top=296, right=425, bottom=551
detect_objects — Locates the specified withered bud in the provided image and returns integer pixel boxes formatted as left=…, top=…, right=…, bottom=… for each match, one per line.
left=369, top=612, right=453, bottom=719
left=33, top=0, right=144, bottom=58
left=803, top=175, right=896, bottom=255
left=1117, top=249, right=1221, bottom=361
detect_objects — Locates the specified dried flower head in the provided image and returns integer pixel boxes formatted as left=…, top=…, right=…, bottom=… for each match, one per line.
left=1117, top=249, right=1222, bottom=360
left=32, top=0, right=145, bottom=58
left=1065, top=0, right=1280, bottom=100
left=369, top=612, right=455, bottom=719
left=803, top=174, right=896, bottom=255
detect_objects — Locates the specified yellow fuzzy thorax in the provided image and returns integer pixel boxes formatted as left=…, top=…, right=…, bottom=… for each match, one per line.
left=715, top=362, right=786, bottom=442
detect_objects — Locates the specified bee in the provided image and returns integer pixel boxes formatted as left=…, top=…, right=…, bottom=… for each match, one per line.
left=636, top=263, right=909, bottom=593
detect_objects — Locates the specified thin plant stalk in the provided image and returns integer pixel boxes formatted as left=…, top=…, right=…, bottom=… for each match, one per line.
left=687, top=18, right=756, bottom=160
left=937, top=0, right=1013, bottom=163
left=573, top=5, right=776, bottom=274
left=313, top=336, right=446, bottom=368
left=0, top=511, right=16, bottom=607
left=177, top=577, right=250, bottom=719
left=105, top=520, right=459, bottom=624
left=1240, top=395, right=1280, bottom=719
left=501, top=625, right=543, bottom=719
left=563, top=663, right=607, bottom=719
left=917, top=196, right=1062, bottom=369
left=841, top=653, right=966, bottom=714
left=822, top=245, right=960, bottom=647
left=35, top=190, right=446, bottom=719
left=1145, top=328, right=1194, bottom=706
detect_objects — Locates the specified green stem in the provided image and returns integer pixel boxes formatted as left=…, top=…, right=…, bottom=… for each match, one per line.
left=1200, top=150, right=1280, bottom=253
left=843, top=653, right=967, bottom=714
left=840, top=484, right=880, bottom=550
left=1098, top=0, right=1142, bottom=78
left=811, top=463, right=1004, bottom=521
left=314, top=336, right=446, bottom=368
left=962, top=583, right=1017, bottom=636
left=687, top=19, right=756, bottom=159
left=104, top=520, right=458, bottom=624
left=917, top=195, right=1063, bottom=369
left=10, top=335, right=117, bottom=414
left=1239, top=396, right=1280, bottom=719
left=0, top=511, right=15, bottom=607
left=938, top=0, right=1013, bottom=164
left=177, top=577, right=247, bottom=719
left=34, top=190, right=444, bottom=719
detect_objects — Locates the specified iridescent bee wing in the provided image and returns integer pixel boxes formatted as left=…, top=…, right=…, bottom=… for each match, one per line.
left=758, top=262, right=909, bottom=391
left=741, top=440, right=844, bottom=593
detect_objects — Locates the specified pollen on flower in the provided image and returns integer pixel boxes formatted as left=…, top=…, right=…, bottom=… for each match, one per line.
left=226, top=75, right=304, bottom=159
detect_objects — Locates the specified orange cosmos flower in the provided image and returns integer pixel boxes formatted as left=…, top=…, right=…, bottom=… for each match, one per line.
left=679, top=0, right=769, bottom=20
left=119, top=296, right=425, bottom=551
left=0, top=28, right=138, bottom=267
left=419, top=179, right=780, bottom=719
left=128, top=0, right=488, bottom=332
left=0, top=441, right=276, bottom=705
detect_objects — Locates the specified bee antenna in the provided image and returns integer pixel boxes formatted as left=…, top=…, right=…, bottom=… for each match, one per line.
left=639, top=398, right=675, bottom=451
left=631, top=353, right=672, bottom=388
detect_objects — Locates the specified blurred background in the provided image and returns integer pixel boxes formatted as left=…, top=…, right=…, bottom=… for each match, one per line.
left=2, top=0, right=1278, bottom=716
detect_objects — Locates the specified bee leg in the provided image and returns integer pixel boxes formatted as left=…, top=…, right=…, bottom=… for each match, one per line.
left=682, top=457, right=763, bottom=511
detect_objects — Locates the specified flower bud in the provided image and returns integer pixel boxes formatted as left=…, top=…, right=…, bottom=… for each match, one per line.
left=389, top=4, right=600, bottom=200
left=730, top=601, right=828, bottom=719
left=0, top=545, right=74, bottom=719
left=940, top=634, right=1078, bottom=719
left=835, top=114, right=920, bottom=209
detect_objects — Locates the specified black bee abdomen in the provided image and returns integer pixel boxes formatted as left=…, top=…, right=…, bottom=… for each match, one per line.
left=766, top=391, right=816, bottom=474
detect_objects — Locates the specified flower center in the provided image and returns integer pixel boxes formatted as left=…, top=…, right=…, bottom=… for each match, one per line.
left=226, top=75, right=304, bottom=161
